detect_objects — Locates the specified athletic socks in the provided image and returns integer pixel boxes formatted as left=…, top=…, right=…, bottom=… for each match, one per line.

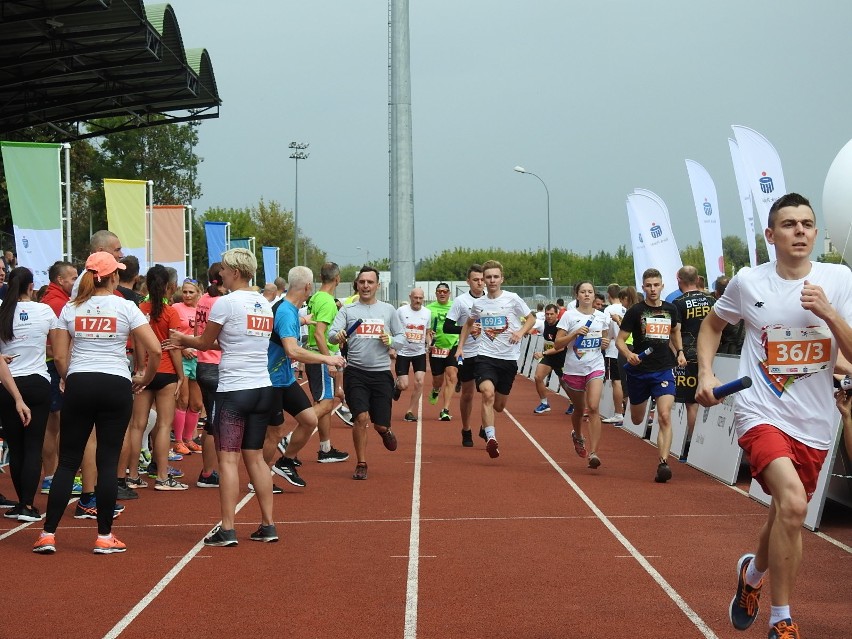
left=745, top=557, right=766, bottom=588
left=319, top=440, right=331, bottom=453
left=769, top=605, right=791, bottom=627
left=183, top=410, right=200, bottom=441
left=173, top=408, right=187, bottom=441
left=484, top=426, right=496, bottom=440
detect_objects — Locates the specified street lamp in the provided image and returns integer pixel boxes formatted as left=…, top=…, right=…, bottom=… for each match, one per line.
left=289, top=141, right=310, bottom=265
left=514, top=166, right=553, bottom=301
left=356, top=246, right=370, bottom=266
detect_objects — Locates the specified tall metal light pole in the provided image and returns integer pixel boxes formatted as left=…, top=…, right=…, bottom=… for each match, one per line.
left=289, top=142, right=310, bottom=266
left=514, top=166, right=552, bottom=301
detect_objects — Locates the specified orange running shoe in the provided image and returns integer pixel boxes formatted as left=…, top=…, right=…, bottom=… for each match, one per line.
left=173, top=442, right=191, bottom=456
left=33, top=533, right=56, bottom=554
left=184, top=440, right=202, bottom=454
left=93, top=534, right=127, bottom=554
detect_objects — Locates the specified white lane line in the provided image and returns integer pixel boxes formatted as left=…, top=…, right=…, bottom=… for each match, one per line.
left=505, top=409, right=719, bottom=639
left=102, top=492, right=255, bottom=639
left=403, top=396, right=423, bottom=639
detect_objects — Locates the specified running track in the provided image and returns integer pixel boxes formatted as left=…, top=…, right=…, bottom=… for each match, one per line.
left=2, top=377, right=849, bottom=639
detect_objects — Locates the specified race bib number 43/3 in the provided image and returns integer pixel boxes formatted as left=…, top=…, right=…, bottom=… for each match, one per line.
left=356, top=319, right=386, bottom=338
left=765, top=327, right=832, bottom=375
left=75, top=312, right=118, bottom=339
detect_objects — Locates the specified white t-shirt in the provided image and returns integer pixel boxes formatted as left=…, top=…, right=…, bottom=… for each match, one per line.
left=447, top=291, right=485, bottom=357
left=603, top=302, right=626, bottom=357
left=468, top=291, right=531, bottom=361
left=557, top=307, right=610, bottom=376
left=59, top=295, right=148, bottom=379
left=208, top=289, right=273, bottom=392
left=713, top=261, right=852, bottom=449
left=396, top=304, right=432, bottom=357
left=0, top=301, right=59, bottom=382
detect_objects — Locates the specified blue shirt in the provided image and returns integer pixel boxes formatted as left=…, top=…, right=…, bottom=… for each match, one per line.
left=267, top=299, right=300, bottom=388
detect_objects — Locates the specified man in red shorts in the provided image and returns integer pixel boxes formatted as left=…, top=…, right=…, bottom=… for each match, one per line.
left=696, top=193, right=852, bottom=639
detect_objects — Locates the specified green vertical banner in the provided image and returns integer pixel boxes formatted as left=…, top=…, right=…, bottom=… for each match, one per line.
left=0, top=141, right=63, bottom=287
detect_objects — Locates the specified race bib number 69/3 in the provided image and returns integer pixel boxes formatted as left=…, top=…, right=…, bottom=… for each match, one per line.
left=765, top=327, right=832, bottom=374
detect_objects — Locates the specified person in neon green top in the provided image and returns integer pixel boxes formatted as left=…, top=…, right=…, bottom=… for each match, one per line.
left=426, top=282, right=459, bottom=421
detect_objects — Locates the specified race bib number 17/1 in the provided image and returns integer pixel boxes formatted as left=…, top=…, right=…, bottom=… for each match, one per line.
left=246, top=304, right=273, bottom=338
left=765, top=327, right=832, bottom=375
left=75, top=311, right=118, bottom=339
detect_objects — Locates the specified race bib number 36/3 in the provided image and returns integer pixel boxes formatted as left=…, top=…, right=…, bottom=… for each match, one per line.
left=75, top=312, right=118, bottom=339
left=356, top=319, right=385, bottom=338
left=644, top=316, right=671, bottom=339
left=765, top=327, right=832, bottom=375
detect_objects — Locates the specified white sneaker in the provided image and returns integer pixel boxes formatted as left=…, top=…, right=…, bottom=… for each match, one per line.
left=602, top=415, right=624, bottom=424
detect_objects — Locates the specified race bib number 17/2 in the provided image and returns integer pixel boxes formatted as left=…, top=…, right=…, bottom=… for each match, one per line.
left=75, top=311, right=118, bottom=339
left=765, top=327, right=832, bottom=375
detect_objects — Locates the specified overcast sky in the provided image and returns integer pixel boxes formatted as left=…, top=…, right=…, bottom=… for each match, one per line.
left=172, top=0, right=852, bottom=268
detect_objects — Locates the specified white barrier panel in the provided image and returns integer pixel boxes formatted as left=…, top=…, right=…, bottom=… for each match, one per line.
left=546, top=370, right=561, bottom=393
left=686, top=354, right=742, bottom=484
left=622, top=401, right=650, bottom=438
left=748, top=413, right=843, bottom=531
left=826, top=435, right=852, bottom=509
left=650, top=400, right=689, bottom=458
left=518, top=335, right=541, bottom=378
left=599, top=379, right=616, bottom=420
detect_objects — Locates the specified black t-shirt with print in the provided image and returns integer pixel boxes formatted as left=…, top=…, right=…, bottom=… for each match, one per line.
left=621, top=300, right=680, bottom=372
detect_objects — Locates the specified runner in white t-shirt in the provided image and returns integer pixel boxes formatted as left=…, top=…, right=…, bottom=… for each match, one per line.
left=394, top=288, right=432, bottom=423
left=601, top=283, right=626, bottom=423
left=169, top=248, right=282, bottom=547
left=0, top=267, right=56, bottom=522
left=696, top=193, right=852, bottom=639
left=554, top=281, right=612, bottom=469
left=457, top=260, right=536, bottom=459
left=445, top=264, right=485, bottom=447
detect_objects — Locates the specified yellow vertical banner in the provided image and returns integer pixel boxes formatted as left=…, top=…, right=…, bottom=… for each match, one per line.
left=104, top=178, right=147, bottom=270
left=152, top=205, right=187, bottom=281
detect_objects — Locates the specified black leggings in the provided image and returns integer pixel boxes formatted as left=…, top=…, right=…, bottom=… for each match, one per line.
left=45, top=373, right=132, bottom=535
left=0, top=375, right=50, bottom=507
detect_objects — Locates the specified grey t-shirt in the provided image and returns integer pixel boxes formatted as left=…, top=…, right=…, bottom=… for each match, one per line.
left=331, top=299, right=407, bottom=371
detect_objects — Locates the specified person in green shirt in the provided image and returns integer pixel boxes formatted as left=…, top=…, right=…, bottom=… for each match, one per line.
left=426, top=282, right=459, bottom=421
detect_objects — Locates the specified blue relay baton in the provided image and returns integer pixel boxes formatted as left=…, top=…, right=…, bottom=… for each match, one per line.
left=624, top=346, right=653, bottom=370
left=574, top=318, right=593, bottom=348
left=712, top=376, right=752, bottom=400
left=346, top=318, right=363, bottom=337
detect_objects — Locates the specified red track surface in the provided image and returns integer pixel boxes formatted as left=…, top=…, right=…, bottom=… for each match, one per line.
left=2, top=377, right=849, bottom=639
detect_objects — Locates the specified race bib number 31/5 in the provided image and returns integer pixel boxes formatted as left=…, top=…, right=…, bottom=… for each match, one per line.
left=644, top=316, right=671, bottom=339
left=765, top=327, right=832, bottom=374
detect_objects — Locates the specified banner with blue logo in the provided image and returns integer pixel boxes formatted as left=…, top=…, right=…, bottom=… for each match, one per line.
left=262, top=246, right=279, bottom=285
left=0, top=141, right=64, bottom=288
left=732, top=125, right=786, bottom=261
left=728, top=139, right=759, bottom=268
left=685, top=159, right=725, bottom=284
left=204, top=221, right=229, bottom=266
left=626, top=190, right=682, bottom=300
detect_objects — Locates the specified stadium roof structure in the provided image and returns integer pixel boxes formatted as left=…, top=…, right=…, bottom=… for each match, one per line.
left=0, top=0, right=221, bottom=140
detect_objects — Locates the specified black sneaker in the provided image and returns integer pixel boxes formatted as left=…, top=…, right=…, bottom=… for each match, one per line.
left=461, top=429, right=473, bottom=447
left=196, top=470, right=220, bottom=488
left=250, top=523, right=279, bottom=543
left=654, top=461, right=672, bottom=483
left=292, top=457, right=302, bottom=467
left=18, top=505, right=43, bottom=523
left=729, top=553, right=763, bottom=630
left=352, top=462, right=368, bottom=480
left=248, top=482, right=285, bottom=494
left=478, top=426, right=486, bottom=441
left=767, top=618, right=799, bottom=639
left=404, top=412, right=417, bottom=422
left=376, top=426, right=397, bottom=451
left=317, top=447, right=349, bottom=463
left=4, top=503, right=23, bottom=519
left=117, top=483, right=139, bottom=500
left=393, top=383, right=402, bottom=401
left=272, top=457, right=306, bottom=487
left=439, top=409, right=451, bottom=421
left=0, top=493, right=16, bottom=508
left=204, top=526, right=238, bottom=547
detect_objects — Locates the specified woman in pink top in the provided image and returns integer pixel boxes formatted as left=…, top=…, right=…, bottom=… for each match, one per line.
left=171, top=278, right=204, bottom=455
